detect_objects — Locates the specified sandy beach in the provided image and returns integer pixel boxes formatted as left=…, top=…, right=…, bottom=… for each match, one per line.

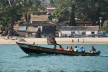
left=0, top=37, right=108, bottom=44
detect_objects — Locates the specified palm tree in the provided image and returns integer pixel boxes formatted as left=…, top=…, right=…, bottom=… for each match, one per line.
left=0, top=0, right=22, bottom=38
left=54, top=0, right=77, bottom=26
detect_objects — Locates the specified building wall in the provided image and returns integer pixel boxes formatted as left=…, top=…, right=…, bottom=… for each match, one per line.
left=58, top=30, right=98, bottom=37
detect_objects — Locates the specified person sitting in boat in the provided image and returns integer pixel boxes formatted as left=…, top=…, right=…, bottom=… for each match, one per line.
left=66, top=46, right=69, bottom=51
left=66, top=46, right=73, bottom=51
left=78, top=45, right=85, bottom=52
left=74, top=46, right=78, bottom=52
left=58, top=45, right=64, bottom=50
left=89, top=46, right=96, bottom=53
left=68, top=46, right=73, bottom=51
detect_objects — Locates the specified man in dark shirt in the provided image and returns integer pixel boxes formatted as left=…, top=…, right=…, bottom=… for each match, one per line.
left=47, top=36, right=57, bottom=49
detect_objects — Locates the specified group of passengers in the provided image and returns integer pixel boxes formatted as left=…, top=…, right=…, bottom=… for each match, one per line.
left=57, top=45, right=96, bottom=53
left=66, top=46, right=73, bottom=51
left=47, top=37, right=96, bottom=53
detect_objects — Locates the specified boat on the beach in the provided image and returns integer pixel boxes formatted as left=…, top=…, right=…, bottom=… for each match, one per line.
left=16, top=42, right=101, bottom=56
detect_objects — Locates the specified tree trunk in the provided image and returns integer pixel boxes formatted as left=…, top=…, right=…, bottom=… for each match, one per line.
left=24, top=14, right=31, bottom=23
left=7, top=18, right=15, bottom=38
left=69, top=4, right=76, bottom=26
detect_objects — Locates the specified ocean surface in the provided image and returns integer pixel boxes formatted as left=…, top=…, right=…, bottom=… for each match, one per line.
left=0, top=44, right=108, bottom=72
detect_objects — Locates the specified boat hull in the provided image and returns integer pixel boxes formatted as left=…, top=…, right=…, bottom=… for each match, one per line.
left=16, top=42, right=101, bottom=56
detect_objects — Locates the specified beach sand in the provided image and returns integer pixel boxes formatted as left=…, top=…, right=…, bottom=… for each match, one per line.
left=0, top=37, right=108, bottom=44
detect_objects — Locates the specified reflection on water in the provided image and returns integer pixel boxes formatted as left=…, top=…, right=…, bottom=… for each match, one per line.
left=0, top=44, right=108, bottom=72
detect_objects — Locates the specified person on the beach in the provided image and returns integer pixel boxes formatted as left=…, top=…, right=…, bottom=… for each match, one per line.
left=58, top=45, right=64, bottom=50
left=89, top=46, right=96, bottom=53
left=83, top=39, right=84, bottom=43
left=72, top=39, right=74, bottom=42
left=78, top=39, right=79, bottom=42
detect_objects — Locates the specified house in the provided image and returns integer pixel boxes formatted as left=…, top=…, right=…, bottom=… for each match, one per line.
left=26, top=26, right=38, bottom=37
left=64, top=20, right=92, bottom=26
left=16, top=26, right=27, bottom=37
left=14, top=24, right=56, bottom=38
left=47, top=7, right=56, bottom=14
left=58, top=26, right=99, bottom=37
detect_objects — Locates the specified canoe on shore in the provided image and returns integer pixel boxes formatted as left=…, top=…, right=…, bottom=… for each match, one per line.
left=16, top=42, right=101, bottom=56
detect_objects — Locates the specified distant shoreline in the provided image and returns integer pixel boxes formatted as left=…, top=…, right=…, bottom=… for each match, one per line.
left=0, top=37, right=108, bottom=45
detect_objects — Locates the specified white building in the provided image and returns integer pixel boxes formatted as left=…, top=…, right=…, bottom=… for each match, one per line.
left=58, top=26, right=99, bottom=37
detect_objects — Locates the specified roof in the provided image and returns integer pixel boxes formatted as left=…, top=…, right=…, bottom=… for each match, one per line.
left=18, top=26, right=27, bottom=32
left=59, top=26, right=99, bottom=31
left=31, top=15, right=49, bottom=22
left=26, top=26, right=38, bottom=33
left=47, top=7, right=56, bottom=9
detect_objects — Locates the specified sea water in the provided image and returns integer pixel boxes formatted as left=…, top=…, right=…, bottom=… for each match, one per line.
left=0, top=44, right=108, bottom=72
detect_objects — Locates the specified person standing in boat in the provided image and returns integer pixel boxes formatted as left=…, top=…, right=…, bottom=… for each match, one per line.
left=47, top=35, right=57, bottom=49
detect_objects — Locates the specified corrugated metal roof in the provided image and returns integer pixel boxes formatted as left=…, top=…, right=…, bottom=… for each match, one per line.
left=26, top=26, right=38, bottom=33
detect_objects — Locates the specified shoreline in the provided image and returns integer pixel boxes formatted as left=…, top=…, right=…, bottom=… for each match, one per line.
left=0, top=37, right=108, bottom=45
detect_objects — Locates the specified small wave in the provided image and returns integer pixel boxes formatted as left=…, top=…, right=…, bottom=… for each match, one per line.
left=20, top=54, right=53, bottom=58
left=0, top=69, right=41, bottom=72
left=99, top=55, right=108, bottom=57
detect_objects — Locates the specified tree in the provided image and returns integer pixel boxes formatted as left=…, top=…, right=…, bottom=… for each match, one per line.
left=20, top=0, right=42, bottom=23
left=50, top=0, right=56, bottom=7
left=53, top=0, right=108, bottom=26
left=0, top=7, right=10, bottom=27
left=0, top=0, right=22, bottom=37
left=0, top=0, right=43, bottom=38
left=53, top=0, right=76, bottom=26
left=75, top=0, right=108, bottom=25
left=102, top=20, right=108, bottom=32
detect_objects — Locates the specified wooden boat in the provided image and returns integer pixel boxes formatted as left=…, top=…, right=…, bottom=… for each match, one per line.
left=16, top=42, right=101, bottom=56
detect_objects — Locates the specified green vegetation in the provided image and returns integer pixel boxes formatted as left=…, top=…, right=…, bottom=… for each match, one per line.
left=0, top=0, right=108, bottom=36
left=0, top=0, right=43, bottom=36
left=102, top=20, right=108, bottom=32
left=52, top=0, right=108, bottom=26
left=0, top=0, right=22, bottom=35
